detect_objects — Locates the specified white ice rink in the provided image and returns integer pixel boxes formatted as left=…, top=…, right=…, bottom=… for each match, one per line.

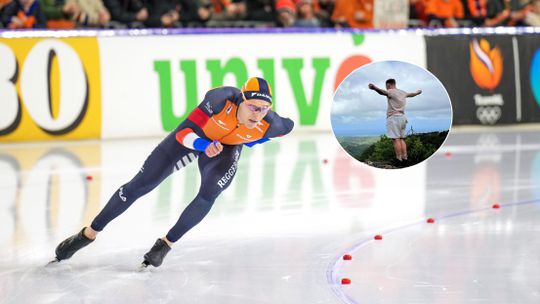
left=1, top=127, right=539, bottom=304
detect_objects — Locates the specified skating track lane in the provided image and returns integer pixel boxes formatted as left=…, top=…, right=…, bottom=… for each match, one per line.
left=1, top=127, right=539, bottom=303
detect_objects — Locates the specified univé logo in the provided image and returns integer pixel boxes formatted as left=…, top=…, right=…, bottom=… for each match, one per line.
left=469, top=39, right=504, bottom=125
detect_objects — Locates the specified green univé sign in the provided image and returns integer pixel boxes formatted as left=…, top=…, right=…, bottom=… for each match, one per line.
left=154, top=57, right=331, bottom=131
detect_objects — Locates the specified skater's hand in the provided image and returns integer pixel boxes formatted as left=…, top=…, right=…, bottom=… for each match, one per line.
left=205, top=141, right=223, bottom=158
left=416, top=89, right=422, bottom=95
left=368, top=83, right=375, bottom=90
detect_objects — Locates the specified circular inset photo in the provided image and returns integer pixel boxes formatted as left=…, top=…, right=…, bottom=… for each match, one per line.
left=331, top=61, right=452, bottom=169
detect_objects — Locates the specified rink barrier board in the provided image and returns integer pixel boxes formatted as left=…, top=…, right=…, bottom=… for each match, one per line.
left=426, top=33, right=540, bottom=125
left=0, top=37, right=102, bottom=142
left=1, top=28, right=540, bottom=142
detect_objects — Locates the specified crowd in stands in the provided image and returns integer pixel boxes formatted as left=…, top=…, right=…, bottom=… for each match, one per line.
left=1, top=0, right=539, bottom=30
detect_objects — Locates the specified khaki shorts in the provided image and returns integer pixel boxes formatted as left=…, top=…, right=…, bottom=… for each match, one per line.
left=386, top=115, right=407, bottom=139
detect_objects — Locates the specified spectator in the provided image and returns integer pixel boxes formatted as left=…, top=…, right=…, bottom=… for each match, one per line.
left=485, top=0, right=529, bottom=26
left=198, top=0, right=213, bottom=24
left=463, top=0, right=488, bottom=26
left=180, top=0, right=211, bottom=26
left=276, top=0, right=295, bottom=27
left=210, top=0, right=227, bottom=17
left=332, top=0, right=373, bottom=28
left=103, top=0, right=148, bottom=27
left=425, top=0, right=464, bottom=27
left=512, top=0, right=531, bottom=26
left=209, top=0, right=246, bottom=22
left=1, top=0, right=47, bottom=28
left=485, top=0, right=510, bottom=25
left=0, top=0, right=11, bottom=9
left=246, top=0, right=275, bottom=22
left=409, top=0, right=428, bottom=27
left=39, top=0, right=80, bottom=28
left=70, top=0, right=110, bottom=27
left=145, top=0, right=180, bottom=28
left=0, top=0, right=13, bottom=25
left=525, top=0, right=540, bottom=26
left=316, top=0, right=334, bottom=27
left=294, top=0, right=320, bottom=27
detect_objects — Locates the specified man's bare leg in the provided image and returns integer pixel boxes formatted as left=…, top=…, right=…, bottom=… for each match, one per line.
left=400, top=139, right=408, bottom=160
left=392, top=139, right=402, bottom=161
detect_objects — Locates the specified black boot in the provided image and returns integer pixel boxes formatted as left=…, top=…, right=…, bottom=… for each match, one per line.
left=55, top=227, right=95, bottom=261
left=142, top=239, right=171, bottom=267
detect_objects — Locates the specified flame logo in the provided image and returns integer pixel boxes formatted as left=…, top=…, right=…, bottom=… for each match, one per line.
left=469, top=39, right=503, bottom=91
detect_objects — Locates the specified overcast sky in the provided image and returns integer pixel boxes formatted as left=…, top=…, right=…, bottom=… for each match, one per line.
left=331, top=61, right=453, bottom=137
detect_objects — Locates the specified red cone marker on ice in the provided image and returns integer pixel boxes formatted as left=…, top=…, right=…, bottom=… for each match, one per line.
left=343, top=254, right=352, bottom=261
left=86, top=175, right=93, bottom=181
left=427, top=218, right=435, bottom=224
left=445, top=151, right=453, bottom=159
left=492, top=203, right=501, bottom=209
left=374, top=235, right=383, bottom=240
left=341, top=278, right=351, bottom=285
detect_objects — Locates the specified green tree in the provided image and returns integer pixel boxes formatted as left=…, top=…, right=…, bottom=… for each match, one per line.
left=358, top=131, right=449, bottom=168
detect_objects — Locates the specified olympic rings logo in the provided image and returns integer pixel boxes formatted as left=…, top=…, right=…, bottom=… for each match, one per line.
left=476, top=106, right=501, bottom=125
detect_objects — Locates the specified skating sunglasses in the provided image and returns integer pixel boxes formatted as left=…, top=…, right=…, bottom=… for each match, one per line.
left=245, top=102, right=271, bottom=114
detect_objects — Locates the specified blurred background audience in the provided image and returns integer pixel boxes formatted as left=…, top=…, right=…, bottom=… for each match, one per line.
left=1, top=0, right=46, bottom=28
left=2, top=0, right=539, bottom=30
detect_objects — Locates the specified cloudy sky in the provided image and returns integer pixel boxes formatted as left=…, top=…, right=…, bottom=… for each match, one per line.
left=331, top=61, right=453, bottom=137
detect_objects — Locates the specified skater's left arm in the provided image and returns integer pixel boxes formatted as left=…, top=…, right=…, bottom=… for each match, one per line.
left=244, top=112, right=294, bottom=148
left=407, top=90, right=422, bottom=98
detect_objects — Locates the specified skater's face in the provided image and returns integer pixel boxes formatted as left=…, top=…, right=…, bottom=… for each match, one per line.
left=238, top=99, right=271, bottom=129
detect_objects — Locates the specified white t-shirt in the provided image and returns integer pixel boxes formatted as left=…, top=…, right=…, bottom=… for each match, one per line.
left=386, top=88, right=407, bottom=117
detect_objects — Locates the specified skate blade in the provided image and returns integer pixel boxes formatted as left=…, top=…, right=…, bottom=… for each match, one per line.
left=45, top=258, right=60, bottom=266
left=138, top=260, right=150, bottom=271
left=44, top=258, right=73, bottom=273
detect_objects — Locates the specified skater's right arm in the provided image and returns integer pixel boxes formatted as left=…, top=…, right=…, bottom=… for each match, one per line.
left=368, top=83, right=388, bottom=96
left=175, top=87, right=232, bottom=154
